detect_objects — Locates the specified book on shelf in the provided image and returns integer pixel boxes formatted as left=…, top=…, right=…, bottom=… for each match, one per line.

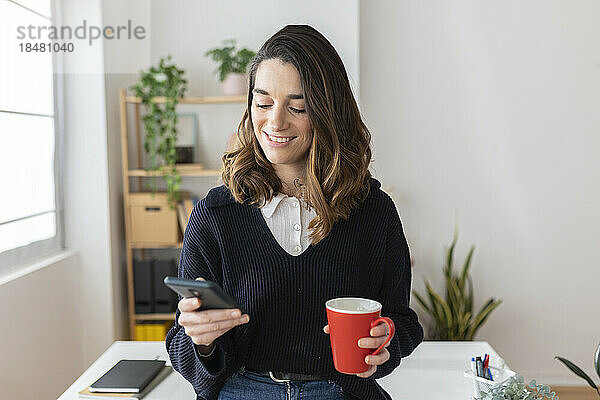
left=176, top=196, right=198, bottom=235
left=183, top=198, right=194, bottom=219
left=176, top=202, right=188, bottom=236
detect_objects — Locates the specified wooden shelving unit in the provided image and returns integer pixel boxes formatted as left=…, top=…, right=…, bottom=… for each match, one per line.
left=127, top=163, right=220, bottom=177
left=124, top=95, right=245, bottom=104
left=119, top=88, right=244, bottom=339
left=133, top=313, right=176, bottom=321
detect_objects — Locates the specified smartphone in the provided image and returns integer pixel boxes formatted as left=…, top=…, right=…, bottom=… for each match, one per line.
left=163, top=276, right=242, bottom=311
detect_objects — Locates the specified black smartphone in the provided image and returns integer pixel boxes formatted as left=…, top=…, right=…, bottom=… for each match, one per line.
left=163, top=276, right=242, bottom=311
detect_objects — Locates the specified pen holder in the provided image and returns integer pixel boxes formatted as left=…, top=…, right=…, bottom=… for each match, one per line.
left=464, top=366, right=515, bottom=399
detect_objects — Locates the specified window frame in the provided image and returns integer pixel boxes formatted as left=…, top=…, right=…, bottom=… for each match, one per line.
left=0, top=0, right=65, bottom=274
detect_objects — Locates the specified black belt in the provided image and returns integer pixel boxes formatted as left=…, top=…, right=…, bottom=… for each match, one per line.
left=244, top=367, right=324, bottom=382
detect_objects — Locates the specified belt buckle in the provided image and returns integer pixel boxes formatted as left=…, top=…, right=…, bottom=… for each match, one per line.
left=269, top=371, right=291, bottom=383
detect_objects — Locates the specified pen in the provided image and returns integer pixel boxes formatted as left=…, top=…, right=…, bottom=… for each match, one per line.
left=476, top=356, right=484, bottom=378
left=483, top=354, right=489, bottom=379
left=471, top=357, right=481, bottom=395
left=483, top=354, right=494, bottom=381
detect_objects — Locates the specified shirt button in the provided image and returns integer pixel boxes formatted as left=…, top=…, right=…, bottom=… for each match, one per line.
left=294, top=245, right=302, bottom=253
left=292, top=201, right=299, bottom=208
left=293, top=223, right=301, bottom=231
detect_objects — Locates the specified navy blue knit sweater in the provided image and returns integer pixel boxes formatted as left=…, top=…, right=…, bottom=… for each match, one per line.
left=165, top=178, right=423, bottom=400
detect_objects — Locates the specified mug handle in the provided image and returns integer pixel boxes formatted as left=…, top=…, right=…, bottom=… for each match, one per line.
left=369, top=317, right=395, bottom=356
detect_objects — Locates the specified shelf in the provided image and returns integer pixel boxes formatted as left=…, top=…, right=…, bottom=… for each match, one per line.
left=128, top=163, right=220, bottom=177
left=130, top=242, right=183, bottom=249
left=125, top=95, right=246, bottom=104
left=120, top=87, right=233, bottom=340
left=134, top=313, right=175, bottom=321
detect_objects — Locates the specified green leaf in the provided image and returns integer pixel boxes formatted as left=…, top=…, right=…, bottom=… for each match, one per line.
left=457, top=311, right=472, bottom=339
left=426, top=283, right=453, bottom=333
left=459, top=245, right=475, bottom=291
left=445, top=276, right=463, bottom=336
left=554, top=356, right=598, bottom=390
left=412, top=290, right=432, bottom=315
left=424, top=282, right=441, bottom=322
left=445, top=232, right=457, bottom=278
left=465, top=276, right=474, bottom=314
left=467, top=298, right=502, bottom=340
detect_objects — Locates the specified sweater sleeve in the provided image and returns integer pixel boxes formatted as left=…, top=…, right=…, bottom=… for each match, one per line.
left=165, top=199, right=238, bottom=397
left=372, top=197, right=424, bottom=380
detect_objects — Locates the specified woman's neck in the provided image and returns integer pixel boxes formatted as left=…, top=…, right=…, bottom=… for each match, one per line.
left=274, top=163, right=305, bottom=198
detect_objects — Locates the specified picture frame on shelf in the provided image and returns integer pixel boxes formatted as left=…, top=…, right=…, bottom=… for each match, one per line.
left=176, top=113, right=197, bottom=164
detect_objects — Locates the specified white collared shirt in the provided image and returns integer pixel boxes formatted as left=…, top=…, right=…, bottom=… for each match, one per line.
left=260, top=193, right=318, bottom=256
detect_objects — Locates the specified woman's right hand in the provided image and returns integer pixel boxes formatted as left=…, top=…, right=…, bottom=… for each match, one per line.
left=177, top=278, right=250, bottom=349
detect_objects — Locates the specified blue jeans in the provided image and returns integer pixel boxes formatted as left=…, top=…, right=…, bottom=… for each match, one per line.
left=217, top=367, right=346, bottom=400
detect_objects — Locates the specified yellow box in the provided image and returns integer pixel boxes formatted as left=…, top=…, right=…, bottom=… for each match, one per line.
left=158, top=321, right=173, bottom=340
left=135, top=321, right=173, bottom=341
left=128, top=193, right=179, bottom=245
left=135, top=324, right=146, bottom=341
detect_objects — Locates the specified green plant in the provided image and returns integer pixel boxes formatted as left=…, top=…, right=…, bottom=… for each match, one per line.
left=131, top=56, right=187, bottom=208
left=477, top=375, right=558, bottom=400
left=554, top=343, right=600, bottom=397
left=205, top=39, right=255, bottom=82
left=412, top=231, right=502, bottom=340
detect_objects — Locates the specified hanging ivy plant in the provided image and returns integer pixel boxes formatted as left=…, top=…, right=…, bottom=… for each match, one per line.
left=131, top=56, right=187, bottom=208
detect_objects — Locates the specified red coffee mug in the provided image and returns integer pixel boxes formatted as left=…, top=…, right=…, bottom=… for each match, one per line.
left=326, top=297, right=395, bottom=374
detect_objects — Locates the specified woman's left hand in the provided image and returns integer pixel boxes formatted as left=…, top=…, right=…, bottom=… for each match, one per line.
left=323, top=322, right=393, bottom=378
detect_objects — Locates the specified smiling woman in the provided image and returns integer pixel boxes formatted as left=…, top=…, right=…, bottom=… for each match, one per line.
left=166, top=24, right=423, bottom=400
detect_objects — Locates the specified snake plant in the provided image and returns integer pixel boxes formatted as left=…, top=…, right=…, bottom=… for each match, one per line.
left=555, top=343, right=600, bottom=397
left=412, top=232, right=502, bottom=340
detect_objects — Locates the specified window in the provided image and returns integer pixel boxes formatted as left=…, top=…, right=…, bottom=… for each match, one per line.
left=0, top=0, right=63, bottom=273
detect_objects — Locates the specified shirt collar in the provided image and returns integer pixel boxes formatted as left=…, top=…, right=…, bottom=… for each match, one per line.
left=261, top=192, right=288, bottom=218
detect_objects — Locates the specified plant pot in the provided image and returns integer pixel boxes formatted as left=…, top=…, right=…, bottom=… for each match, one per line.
left=222, top=73, right=247, bottom=96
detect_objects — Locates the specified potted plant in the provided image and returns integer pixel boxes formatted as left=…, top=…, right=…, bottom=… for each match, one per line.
left=131, top=55, right=188, bottom=208
left=477, top=375, right=558, bottom=399
left=555, top=343, right=600, bottom=397
left=412, top=231, right=503, bottom=340
left=205, top=39, right=255, bottom=95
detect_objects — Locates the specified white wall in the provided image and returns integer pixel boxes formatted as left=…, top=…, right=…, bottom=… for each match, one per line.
left=0, top=253, right=84, bottom=400
left=101, top=0, right=153, bottom=343
left=60, top=0, right=117, bottom=368
left=150, top=0, right=359, bottom=102
left=360, top=0, right=600, bottom=384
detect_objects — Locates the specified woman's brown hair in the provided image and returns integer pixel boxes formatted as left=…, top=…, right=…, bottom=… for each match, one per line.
left=222, top=24, right=372, bottom=245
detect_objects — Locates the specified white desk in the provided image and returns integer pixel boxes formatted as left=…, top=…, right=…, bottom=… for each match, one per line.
left=59, top=341, right=505, bottom=399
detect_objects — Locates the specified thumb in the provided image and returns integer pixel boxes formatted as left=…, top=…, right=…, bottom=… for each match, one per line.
left=323, top=325, right=330, bottom=334
left=196, top=277, right=206, bottom=281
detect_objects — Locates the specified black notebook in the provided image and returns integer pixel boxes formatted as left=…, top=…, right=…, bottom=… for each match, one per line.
left=89, top=360, right=166, bottom=393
